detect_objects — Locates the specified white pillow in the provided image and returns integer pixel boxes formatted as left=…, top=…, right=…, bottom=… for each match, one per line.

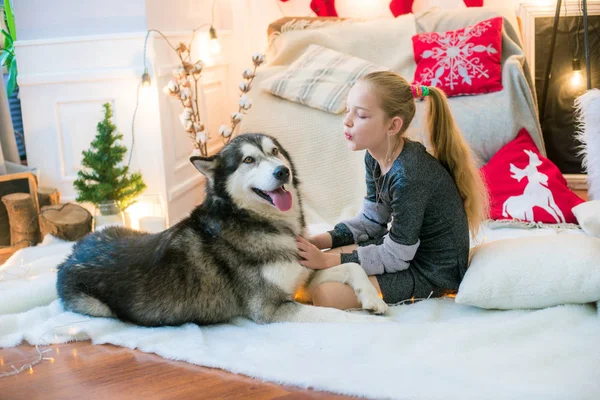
left=456, top=235, right=600, bottom=310
left=260, top=44, right=386, bottom=114
left=572, top=200, right=600, bottom=238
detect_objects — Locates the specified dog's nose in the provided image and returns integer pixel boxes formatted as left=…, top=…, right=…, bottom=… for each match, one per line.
left=273, top=165, right=290, bottom=181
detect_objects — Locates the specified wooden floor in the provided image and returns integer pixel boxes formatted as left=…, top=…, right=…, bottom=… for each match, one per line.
left=0, top=341, right=354, bottom=400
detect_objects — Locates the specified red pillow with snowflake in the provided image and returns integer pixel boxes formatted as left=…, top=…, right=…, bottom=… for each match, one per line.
left=412, top=16, right=503, bottom=97
left=481, top=128, right=585, bottom=224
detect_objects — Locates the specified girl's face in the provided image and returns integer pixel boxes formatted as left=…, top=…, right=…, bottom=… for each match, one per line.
left=343, top=81, right=401, bottom=153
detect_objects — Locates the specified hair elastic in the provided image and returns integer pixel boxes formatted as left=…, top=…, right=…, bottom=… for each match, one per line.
left=411, top=85, right=430, bottom=99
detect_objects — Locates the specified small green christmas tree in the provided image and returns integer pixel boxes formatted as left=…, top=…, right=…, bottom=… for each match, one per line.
left=74, top=103, right=146, bottom=211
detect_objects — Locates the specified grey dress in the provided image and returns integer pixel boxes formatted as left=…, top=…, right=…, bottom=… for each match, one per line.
left=328, top=139, right=469, bottom=304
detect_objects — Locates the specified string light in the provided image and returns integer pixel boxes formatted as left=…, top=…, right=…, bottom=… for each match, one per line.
left=1, top=252, right=95, bottom=379
left=343, top=291, right=439, bottom=313
left=137, top=0, right=219, bottom=88
left=0, top=321, right=88, bottom=379
left=0, top=257, right=34, bottom=281
left=0, top=345, right=54, bottom=378
left=0, top=308, right=91, bottom=379
left=130, top=0, right=219, bottom=166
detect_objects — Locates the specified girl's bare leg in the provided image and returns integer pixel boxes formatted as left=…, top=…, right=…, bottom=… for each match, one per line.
left=310, top=244, right=384, bottom=310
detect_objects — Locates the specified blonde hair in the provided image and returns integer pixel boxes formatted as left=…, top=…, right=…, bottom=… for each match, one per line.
left=359, top=71, right=489, bottom=236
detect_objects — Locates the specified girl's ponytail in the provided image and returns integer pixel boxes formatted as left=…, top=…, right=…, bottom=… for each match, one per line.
left=427, top=86, right=489, bottom=236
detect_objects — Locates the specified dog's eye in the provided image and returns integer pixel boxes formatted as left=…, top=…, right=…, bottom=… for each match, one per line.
left=272, top=148, right=279, bottom=156
left=243, top=156, right=255, bottom=164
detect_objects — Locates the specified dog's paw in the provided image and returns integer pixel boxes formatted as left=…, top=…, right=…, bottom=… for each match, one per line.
left=357, top=290, right=388, bottom=315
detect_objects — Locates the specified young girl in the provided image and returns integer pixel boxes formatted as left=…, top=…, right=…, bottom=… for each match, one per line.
left=296, top=71, right=489, bottom=309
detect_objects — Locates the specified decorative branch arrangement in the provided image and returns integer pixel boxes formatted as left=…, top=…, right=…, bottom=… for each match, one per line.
left=163, top=46, right=265, bottom=157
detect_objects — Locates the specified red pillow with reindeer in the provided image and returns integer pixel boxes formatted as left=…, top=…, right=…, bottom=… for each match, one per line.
left=481, top=128, right=585, bottom=224
left=412, top=16, right=503, bottom=97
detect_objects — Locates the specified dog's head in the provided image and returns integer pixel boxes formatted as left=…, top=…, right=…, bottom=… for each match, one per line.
left=190, top=134, right=303, bottom=223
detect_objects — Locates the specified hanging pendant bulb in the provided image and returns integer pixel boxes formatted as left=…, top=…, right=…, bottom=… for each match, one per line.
left=209, top=26, right=221, bottom=55
left=570, top=58, right=583, bottom=88
left=141, top=68, right=152, bottom=90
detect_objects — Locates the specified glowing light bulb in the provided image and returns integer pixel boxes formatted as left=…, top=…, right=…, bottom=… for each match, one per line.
left=570, top=70, right=583, bottom=87
left=209, top=26, right=221, bottom=55
left=570, top=58, right=583, bottom=88
left=141, top=68, right=152, bottom=91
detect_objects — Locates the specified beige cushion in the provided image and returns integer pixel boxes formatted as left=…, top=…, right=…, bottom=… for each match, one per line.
left=573, top=200, right=600, bottom=238
left=456, top=235, right=600, bottom=310
left=260, top=44, right=386, bottom=114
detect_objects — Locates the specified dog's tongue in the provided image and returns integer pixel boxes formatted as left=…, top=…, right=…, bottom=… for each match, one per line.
left=267, top=187, right=292, bottom=212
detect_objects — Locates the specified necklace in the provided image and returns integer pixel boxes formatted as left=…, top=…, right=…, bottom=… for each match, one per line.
left=373, top=164, right=386, bottom=210
left=373, top=137, right=402, bottom=209
left=373, top=136, right=402, bottom=211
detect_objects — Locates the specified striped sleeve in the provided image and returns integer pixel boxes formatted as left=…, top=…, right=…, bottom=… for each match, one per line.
left=355, top=174, right=427, bottom=275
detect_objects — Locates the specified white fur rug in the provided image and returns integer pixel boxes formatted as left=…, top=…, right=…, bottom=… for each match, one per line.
left=1, top=232, right=600, bottom=400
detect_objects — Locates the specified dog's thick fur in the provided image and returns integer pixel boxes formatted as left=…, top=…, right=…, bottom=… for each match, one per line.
left=57, top=134, right=387, bottom=326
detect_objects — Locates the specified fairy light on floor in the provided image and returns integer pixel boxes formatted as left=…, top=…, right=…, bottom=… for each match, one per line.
left=0, top=346, right=54, bottom=378
left=343, top=291, right=440, bottom=313
left=0, top=311, right=90, bottom=378
left=1, top=222, right=92, bottom=374
left=0, top=251, right=94, bottom=379
left=0, top=257, right=34, bottom=281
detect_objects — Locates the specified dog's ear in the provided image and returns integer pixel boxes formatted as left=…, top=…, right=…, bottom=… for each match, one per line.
left=190, top=155, right=218, bottom=179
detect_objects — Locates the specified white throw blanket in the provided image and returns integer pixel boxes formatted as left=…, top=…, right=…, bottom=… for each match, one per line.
left=1, top=230, right=600, bottom=400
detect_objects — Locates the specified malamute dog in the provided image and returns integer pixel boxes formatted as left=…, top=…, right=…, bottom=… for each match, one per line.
left=57, top=134, right=387, bottom=326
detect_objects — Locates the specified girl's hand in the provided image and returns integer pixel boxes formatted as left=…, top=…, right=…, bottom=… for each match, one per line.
left=297, top=236, right=339, bottom=270
left=304, top=233, right=332, bottom=250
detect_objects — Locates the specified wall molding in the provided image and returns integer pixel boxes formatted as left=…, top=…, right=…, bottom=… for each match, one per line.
left=168, top=174, right=204, bottom=202
left=55, top=98, right=117, bottom=182
left=19, top=68, right=142, bottom=86
left=16, top=30, right=231, bottom=86
left=15, top=29, right=231, bottom=48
